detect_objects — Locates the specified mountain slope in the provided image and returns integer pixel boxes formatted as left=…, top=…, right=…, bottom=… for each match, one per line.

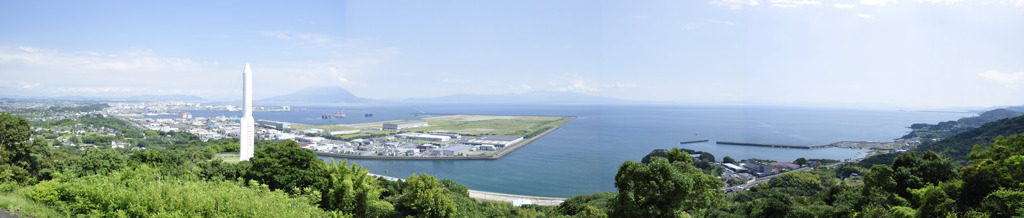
left=261, top=86, right=370, bottom=104
left=914, top=114, right=1024, bottom=165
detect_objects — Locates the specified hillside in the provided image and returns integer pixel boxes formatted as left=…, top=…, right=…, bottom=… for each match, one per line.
left=902, top=108, right=1023, bottom=139
left=914, top=114, right=1024, bottom=165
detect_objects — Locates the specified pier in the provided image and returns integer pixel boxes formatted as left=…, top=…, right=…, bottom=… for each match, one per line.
left=715, top=141, right=829, bottom=149
left=679, top=139, right=710, bottom=144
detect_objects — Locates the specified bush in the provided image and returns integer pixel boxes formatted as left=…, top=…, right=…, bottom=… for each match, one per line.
left=26, top=166, right=330, bottom=217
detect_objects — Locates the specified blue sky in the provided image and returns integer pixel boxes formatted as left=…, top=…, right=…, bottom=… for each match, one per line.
left=1, top=0, right=1022, bottom=109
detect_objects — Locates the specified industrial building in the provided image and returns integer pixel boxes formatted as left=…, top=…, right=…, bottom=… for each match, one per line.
left=396, top=132, right=451, bottom=142
left=383, top=121, right=428, bottom=130
left=465, top=135, right=524, bottom=147
left=257, top=120, right=291, bottom=129
left=430, top=144, right=472, bottom=156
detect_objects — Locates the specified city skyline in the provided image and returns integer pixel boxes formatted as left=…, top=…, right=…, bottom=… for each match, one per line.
left=1, top=1, right=1023, bottom=109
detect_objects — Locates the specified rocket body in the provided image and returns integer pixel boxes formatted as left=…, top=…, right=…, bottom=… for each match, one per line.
left=240, top=64, right=255, bottom=161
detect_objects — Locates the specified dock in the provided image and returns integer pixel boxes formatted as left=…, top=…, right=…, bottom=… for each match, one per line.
left=679, top=139, right=710, bottom=144
left=716, top=141, right=829, bottom=149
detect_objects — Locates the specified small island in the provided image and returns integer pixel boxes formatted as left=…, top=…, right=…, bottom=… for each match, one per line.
left=266, top=115, right=575, bottom=160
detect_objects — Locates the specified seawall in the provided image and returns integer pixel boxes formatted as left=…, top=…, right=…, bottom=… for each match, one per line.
left=679, top=139, right=710, bottom=144
left=716, top=141, right=829, bottom=149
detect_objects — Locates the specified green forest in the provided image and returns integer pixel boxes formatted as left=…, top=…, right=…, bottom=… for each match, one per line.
left=3, top=110, right=1024, bottom=217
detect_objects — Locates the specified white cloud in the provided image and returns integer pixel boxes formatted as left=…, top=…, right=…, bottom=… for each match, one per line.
left=683, top=23, right=701, bottom=30
left=834, top=3, right=857, bottom=8
left=510, top=84, right=533, bottom=92
left=861, top=0, right=895, bottom=6
left=769, top=0, right=821, bottom=7
left=979, top=70, right=1024, bottom=88
left=546, top=73, right=636, bottom=94
left=857, top=13, right=875, bottom=19
left=0, top=43, right=396, bottom=99
left=261, top=31, right=292, bottom=40
left=708, top=19, right=737, bottom=25
left=710, top=0, right=760, bottom=9
left=262, top=31, right=356, bottom=47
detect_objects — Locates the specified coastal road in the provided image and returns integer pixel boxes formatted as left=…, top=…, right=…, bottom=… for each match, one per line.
left=368, top=173, right=565, bottom=206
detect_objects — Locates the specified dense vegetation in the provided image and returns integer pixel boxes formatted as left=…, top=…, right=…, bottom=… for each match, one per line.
left=865, top=114, right=1024, bottom=166
left=903, top=109, right=1022, bottom=140
left=3, top=108, right=1024, bottom=217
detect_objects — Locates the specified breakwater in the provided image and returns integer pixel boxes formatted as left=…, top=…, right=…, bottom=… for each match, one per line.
left=716, top=141, right=829, bottom=149
left=679, top=139, right=710, bottom=144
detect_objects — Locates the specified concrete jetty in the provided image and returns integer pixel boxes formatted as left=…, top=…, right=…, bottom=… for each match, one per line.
left=716, top=141, right=829, bottom=149
left=679, top=139, right=710, bottom=144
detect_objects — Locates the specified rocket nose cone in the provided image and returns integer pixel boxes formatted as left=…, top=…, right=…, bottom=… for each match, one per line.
left=244, top=63, right=252, bottom=73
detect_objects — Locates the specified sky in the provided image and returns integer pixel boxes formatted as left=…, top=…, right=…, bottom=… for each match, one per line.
left=1, top=0, right=1023, bottom=109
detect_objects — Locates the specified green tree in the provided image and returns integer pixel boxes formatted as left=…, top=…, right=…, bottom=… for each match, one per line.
left=750, top=190, right=792, bottom=218
left=613, top=149, right=722, bottom=217
left=319, top=159, right=394, bottom=217
left=0, top=112, right=31, bottom=166
left=556, top=192, right=615, bottom=216
left=961, top=134, right=1024, bottom=204
left=794, top=157, right=807, bottom=167
left=243, top=140, right=325, bottom=193
left=67, top=148, right=127, bottom=177
left=398, top=173, right=457, bottom=218
left=723, top=156, right=736, bottom=164
left=910, top=184, right=956, bottom=217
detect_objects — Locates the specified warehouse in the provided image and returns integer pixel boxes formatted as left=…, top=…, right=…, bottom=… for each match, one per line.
left=430, top=144, right=472, bottom=156
left=465, top=135, right=524, bottom=147
left=396, top=132, right=451, bottom=142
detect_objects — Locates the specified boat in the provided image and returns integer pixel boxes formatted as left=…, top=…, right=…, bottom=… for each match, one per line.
left=334, top=110, right=346, bottom=118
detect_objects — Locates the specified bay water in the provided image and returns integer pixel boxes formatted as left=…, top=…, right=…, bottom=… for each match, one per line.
left=156, top=104, right=970, bottom=197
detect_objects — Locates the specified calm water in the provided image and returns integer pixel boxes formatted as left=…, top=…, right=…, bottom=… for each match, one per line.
left=154, top=105, right=970, bottom=197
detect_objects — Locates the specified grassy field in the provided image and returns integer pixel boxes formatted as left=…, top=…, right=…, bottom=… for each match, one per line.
left=287, top=123, right=358, bottom=132
left=414, top=115, right=574, bottom=137
left=0, top=190, right=62, bottom=218
left=214, top=153, right=241, bottom=164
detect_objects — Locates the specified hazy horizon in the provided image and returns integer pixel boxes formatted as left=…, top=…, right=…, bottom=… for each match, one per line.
left=2, top=1, right=1023, bottom=109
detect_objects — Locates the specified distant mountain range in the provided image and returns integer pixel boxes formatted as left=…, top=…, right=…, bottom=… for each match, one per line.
left=401, top=90, right=643, bottom=105
left=0, top=94, right=205, bottom=102
left=260, top=86, right=371, bottom=104
left=258, top=86, right=643, bottom=105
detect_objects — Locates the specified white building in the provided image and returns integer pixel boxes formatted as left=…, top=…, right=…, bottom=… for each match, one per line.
left=396, top=133, right=451, bottom=142
left=383, top=121, right=428, bottom=130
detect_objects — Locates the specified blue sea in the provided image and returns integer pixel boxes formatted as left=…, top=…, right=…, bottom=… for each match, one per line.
left=155, top=104, right=970, bottom=198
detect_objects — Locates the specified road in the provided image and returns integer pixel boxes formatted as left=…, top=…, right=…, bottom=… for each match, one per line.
left=724, top=162, right=845, bottom=192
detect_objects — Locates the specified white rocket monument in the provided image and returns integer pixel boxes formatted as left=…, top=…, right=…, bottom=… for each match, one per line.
left=239, top=63, right=255, bottom=161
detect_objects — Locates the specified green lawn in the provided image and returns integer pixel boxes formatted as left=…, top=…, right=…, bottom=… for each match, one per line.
left=0, top=190, right=62, bottom=218
left=214, top=153, right=241, bottom=164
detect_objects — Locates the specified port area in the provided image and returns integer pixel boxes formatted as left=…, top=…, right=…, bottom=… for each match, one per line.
left=278, top=115, right=575, bottom=160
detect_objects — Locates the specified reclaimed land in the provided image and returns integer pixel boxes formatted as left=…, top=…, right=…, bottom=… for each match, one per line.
left=312, top=115, right=575, bottom=160
left=315, top=120, right=570, bottom=160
